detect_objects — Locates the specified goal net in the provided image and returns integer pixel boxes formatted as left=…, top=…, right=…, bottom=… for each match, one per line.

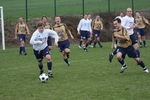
left=0, top=6, right=5, bottom=50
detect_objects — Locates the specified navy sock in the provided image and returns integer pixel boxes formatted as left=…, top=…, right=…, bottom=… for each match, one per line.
left=98, top=41, right=102, bottom=47
left=79, top=40, right=82, bottom=46
left=137, top=61, right=146, bottom=69
left=47, top=62, right=52, bottom=71
left=22, top=46, right=26, bottom=53
left=118, top=58, right=126, bottom=66
left=89, top=40, right=92, bottom=45
left=19, top=46, right=23, bottom=54
left=64, top=58, right=69, bottom=64
left=112, top=49, right=117, bottom=55
left=38, top=64, right=43, bottom=71
left=93, top=41, right=97, bottom=47
left=143, top=40, right=146, bottom=47
left=85, top=42, right=89, bottom=48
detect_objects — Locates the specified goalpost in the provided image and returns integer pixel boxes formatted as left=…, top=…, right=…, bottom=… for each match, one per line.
left=0, top=6, right=5, bottom=50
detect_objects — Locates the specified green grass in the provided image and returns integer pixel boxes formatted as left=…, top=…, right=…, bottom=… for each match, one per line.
left=0, top=0, right=150, bottom=20
left=0, top=42, right=150, bottom=100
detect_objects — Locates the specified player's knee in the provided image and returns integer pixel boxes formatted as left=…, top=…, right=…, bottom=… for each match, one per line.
left=65, top=48, right=70, bottom=53
left=45, top=55, right=51, bottom=61
left=97, top=37, right=100, bottom=41
left=116, top=53, right=122, bottom=59
left=133, top=44, right=139, bottom=49
left=134, top=58, right=140, bottom=63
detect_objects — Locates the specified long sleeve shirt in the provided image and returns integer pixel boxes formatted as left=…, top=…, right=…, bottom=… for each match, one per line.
left=30, top=29, right=59, bottom=51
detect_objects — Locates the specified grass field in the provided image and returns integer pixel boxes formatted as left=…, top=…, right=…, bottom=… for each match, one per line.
left=0, top=42, right=150, bottom=100
left=1, top=0, right=150, bottom=20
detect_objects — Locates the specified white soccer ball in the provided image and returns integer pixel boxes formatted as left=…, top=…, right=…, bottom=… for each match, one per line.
left=39, top=73, right=48, bottom=83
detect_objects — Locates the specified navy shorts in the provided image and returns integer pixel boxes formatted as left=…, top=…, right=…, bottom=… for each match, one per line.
left=116, top=46, right=139, bottom=59
left=136, top=28, right=145, bottom=36
left=93, top=30, right=100, bottom=38
left=47, top=36, right=52, bottom=46
left=18, top=34, right=26, bottom=42
left=80, top=30, right=90, bottom=40
left=58, top=40, right=70, bottom=52
left=130, top=34, right=137, bottom=45
left=33, top=47, right=50, bottom=62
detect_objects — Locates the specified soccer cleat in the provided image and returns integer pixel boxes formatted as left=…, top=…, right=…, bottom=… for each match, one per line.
left=78, top=45, right=82, bottom=48
left=120, top=66, right=127, bottom=73
left=144, top=68, right=149, bottom=73
left=83, top=47, right=88, bottom=52
left=67, top=62, right=70, bottom=66
left=48, top=72, right=54, bottom=78
left=24, top=53, right=27, bottom=56
left=109, top=53, right=114, bottom=63
left=99, top=44, right=103, bottom=48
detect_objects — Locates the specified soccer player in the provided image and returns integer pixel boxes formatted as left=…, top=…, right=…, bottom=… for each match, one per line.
left=15, top=17, right=30, bottom=55
left=92, top=15, right=103, bottom=48
left=41, top=16, right=53, bottom=50
left=53, top=16, right=74, bottom=66
left=109, top=8, right=139, bottom=62
left=112, top=18, right=149, bottom=73
left=77, top=14, right=92, bottom=52
left=30, top=22, right=59, bottom=77
left=135, top=11, right=150, bottom=47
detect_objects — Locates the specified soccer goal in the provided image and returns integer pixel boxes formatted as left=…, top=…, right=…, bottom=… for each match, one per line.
left=0, top=6, right=5, bottom=50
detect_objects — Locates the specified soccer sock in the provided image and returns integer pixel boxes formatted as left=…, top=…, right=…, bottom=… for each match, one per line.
left=64, top=58, right=69, bottom=64
left=93, top=41, right=97, bottom=47
left=98, top=41, right=102, bottom=47
left=85, top=42, right=89, bottom=48
left=112, top=49, right=117, bottom=55
left=22, top=46, right=26, bottom=53
left=79, top=40, right=82, bottom=46
left=143, top=40, right=146, bottom=47
left=19, top=46, right=22, bottom=54
left=38, top=64, right=43, bottom=71
left=139, top=41, right=142, bottom=46
left=89, top=40, right=92, bottom=45
left=47, top=62, right=52, bottom=72
left=118, top=58, right=126, bottom=67
left=137, top=61, right=146, bottom=69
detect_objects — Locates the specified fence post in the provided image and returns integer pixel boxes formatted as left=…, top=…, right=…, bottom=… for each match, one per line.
left=131, top=0, right=134, bottom=15
left=54, top=0, right=56, bottom=16
left=25, top=0, right=28, bottom=22
left=108, top=0, right=110, bottom=13
left=82, top=0, right=85, bottom=16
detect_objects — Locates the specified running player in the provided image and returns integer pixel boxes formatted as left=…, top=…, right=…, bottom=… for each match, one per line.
left=30, top=22, right=59, bottom=77
left=15, top=17, right=30, bottom=55
left=41, top=16, right=53, bottom=50
left=77, top=14, right=92, bottom=52
left=112, top=18, right=149, bottom=73
left=92, top=15, right=103, bottom=48
left=53, top=16, right=74, bottom=66
left=135, top=11, right=150, bottom=47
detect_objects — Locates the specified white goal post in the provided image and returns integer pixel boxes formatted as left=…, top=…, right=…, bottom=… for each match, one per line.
left=0, top=6, right=5, bottom=50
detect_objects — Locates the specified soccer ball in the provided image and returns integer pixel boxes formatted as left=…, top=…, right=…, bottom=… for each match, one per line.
left=39, top=73, right=48, bottom=83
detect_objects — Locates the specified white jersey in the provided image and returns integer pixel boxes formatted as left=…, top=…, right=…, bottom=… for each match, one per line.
left=30, top=29, right=59, bottom=51
left=122, top=15, right=135, bottom=35
left=77, top=18, right=92, bottom=33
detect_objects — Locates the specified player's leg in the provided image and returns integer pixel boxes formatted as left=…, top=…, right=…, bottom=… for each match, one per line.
left=34, top=50, right=44, bottom=75
left=116, top=48, right=127, bottom=73
left=97, top=31, right=102, bottom=48
left=64, top=40, right=71, bottom=66
left=137, top=29, right=143, bottom=47
left=141, top=29, right=146, bottom=47
left=93, top=31, right=97, bottom=48
left=21, top=35, right=27, bottom=55
left=43, top=47, right=53, bottom=77
left=134, top=58, right=149, bottom=73
left=79, top=39, right=83, bottom=48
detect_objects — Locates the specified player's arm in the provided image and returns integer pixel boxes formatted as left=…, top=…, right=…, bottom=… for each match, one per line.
left=64, top=24, right=74, bottom=39
left=100, top=21, right=104, bottom=30
left=122, top=18, right=135, bottom=29
left=114, top=30, right=129, bottom=40
left=30, top=31, right=43, bottom=45
left=15, top=24, right=18, bottom=39
left=25, top=24, right=30, bottom=34
left=143, top=17, right=150, bottom=25
left=77, top=19, right=82, bottom=35
left=48, top=29, right=59, bottom=46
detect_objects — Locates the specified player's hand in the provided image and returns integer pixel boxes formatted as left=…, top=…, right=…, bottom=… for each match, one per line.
left=71, top=36, right=74, bottom=40
left=130, top=25, right=136, bottom=29
left=54, top=43, right=58, bottom=47
left=114, top=34, right=120, bottom=38
left=77, top=32, right=80, bottom=35
left=42, top=40, right=46, bottom=43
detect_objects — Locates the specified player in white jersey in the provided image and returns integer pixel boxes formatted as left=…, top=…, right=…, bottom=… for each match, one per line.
left=77, top=14, right=92, bottom=52
left=116, top=11, right=125, bottom=25
left=30, top=22, right=59, bottom=78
